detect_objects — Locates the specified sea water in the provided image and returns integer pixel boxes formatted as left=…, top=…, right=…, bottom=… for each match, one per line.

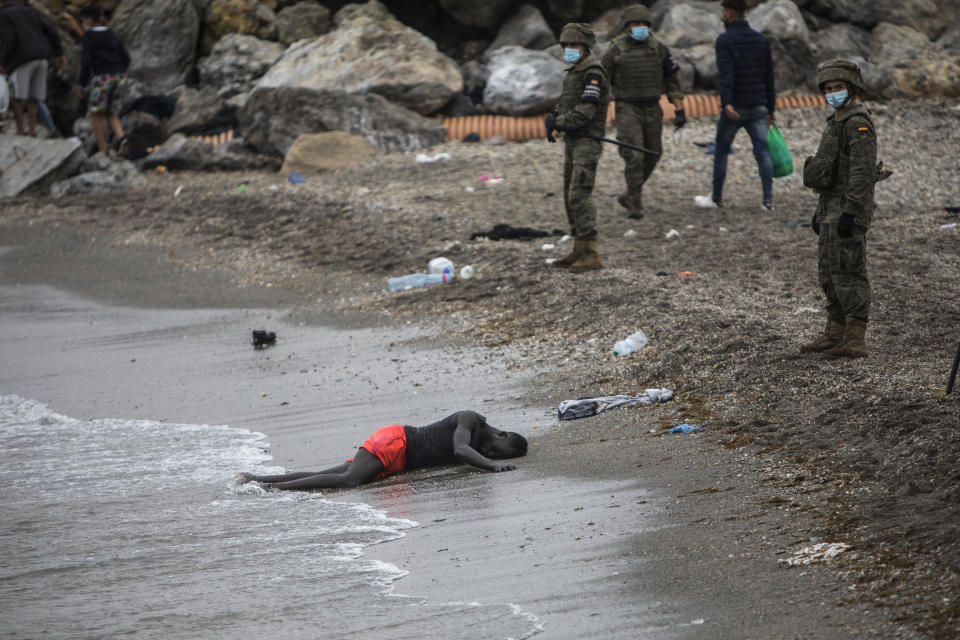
left=0, top=395, right=542, bottom=640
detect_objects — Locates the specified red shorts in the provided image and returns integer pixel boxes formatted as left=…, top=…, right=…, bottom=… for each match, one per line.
left=353, top=424, right=407, bottom=479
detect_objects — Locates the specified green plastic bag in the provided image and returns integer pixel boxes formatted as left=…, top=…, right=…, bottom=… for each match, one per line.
left=767, top=124, right=793, bottom=177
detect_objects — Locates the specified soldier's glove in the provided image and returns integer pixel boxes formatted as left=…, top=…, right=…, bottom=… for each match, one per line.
left=544, top=113, right=557, bottom=143
left=673, top=108, right=687, bottom=129
left=837, top=213, right=855, bottom=238
left=811, top=214, right=820, bottom=236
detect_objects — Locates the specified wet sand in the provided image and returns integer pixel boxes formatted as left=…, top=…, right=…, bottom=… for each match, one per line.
left=0, top=223, right=896, bottom=638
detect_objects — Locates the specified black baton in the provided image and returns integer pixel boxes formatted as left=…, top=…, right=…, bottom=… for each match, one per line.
left=585, top=135, right=661, bottom=157
left=947, top=341, right=960, bottom=395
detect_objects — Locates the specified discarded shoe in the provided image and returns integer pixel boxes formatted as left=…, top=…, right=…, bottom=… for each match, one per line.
left=252, top=330, right=277, bottom=349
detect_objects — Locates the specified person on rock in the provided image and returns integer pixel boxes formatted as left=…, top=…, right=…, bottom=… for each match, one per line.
left=236, top=411, right=528, bottom=490
left=77, top=6, right=130, bottom=155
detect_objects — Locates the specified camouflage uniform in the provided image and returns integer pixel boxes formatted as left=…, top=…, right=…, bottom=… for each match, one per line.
left=809, top=104, right=877, bottom=321
left=552, top=28, right=610, bottom=241
left=601, top=6, right=683, bottom=216
left=801, top=59, right=888, bottom=358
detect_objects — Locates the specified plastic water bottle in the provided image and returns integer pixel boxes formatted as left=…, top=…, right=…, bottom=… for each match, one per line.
left=387, top=271, right=453, bottom=291
left=428, top=256, right=455, bottom=278
left=613, top=329, right=648, bottom=356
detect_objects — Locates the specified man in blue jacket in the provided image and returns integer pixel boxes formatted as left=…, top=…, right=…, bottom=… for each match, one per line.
left=0, top=0, right=65, bottom=136
left=694, top=0, right=776, bottom=212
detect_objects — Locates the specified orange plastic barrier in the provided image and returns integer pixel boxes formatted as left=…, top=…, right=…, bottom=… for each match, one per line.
left=442, top=93, right=825, bottom=142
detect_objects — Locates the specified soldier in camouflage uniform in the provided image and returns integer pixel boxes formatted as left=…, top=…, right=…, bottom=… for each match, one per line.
left=602, top=4, right=685, bottom=219
left=801, top=59, right=889, bottom=358
left=545, top=23, right=610, bottom=273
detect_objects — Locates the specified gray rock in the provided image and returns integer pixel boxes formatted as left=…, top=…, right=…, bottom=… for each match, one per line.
left=852, top=0, right=946, bottom=42
left=939, top=27, right=960, bottom=53
left=484, top=5, right=556, bottom=60
left=275, top=1, right=331, bottom=45
left=482, top=46, right=566, bottom=116
left=657, top=3, right=723, bottom=49
left=546, top=0, right=583, bottom=22
left=239, top=87, right=448, bottom=156
left=461, top=60, right=489, bottom=96
left=332, top=0, right=394, bottom=27
left=811, top=23, right=871, bottom=61
left=749, top=0, right=815, bottom=89
left=281, top=131, right=376, bottom=175
left=257, top=7, right=462, bottom=115
left=0, top=135, right=86, bottom=198
left=111, top=0, right=200, bottom=92
left=50, top=158, right=145, bottom=196
left=676, top=43, right=718, bottom=90
left=198, top=34, right=285, bottom=98
left=437, top=0, right=514, bottom=29
left=799, top=0, right=859, bottom=23
left=165, top=86, right=236, bottom=136
left=138, top=134, right=214, bottom=171
left=867, top=23, right=960, bottom=98
left=650, top=0, right=721, bottom=31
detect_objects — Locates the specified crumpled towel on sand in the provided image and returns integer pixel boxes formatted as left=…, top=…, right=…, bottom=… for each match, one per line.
left=557, top=389, right=674, bottom=421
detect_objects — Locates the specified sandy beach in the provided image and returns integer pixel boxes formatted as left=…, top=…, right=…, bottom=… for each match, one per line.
left=0, top=221, right=908, bottom=639
left=2, top=97, right=958, bottom=638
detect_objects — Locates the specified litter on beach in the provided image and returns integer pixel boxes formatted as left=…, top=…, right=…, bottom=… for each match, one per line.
left=542, top=243, right=556, bottom=251
left=478, top=174, right=503, bottom=184
left=779, top=542, right=851, bottom=566
left=670, top=423, right=701, bottom=434
left=678, top=271, right=696, bottom=278
left=666, top=229, right=680, bottom=240
left=288, top=172, right=305, bottom=184
left=415, top=152, right=451, bottom=163
left=558, top=389, right=673, bottom=421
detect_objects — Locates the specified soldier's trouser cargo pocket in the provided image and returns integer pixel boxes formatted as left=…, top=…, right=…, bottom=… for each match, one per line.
left=818, top=224, right=870, bottom=321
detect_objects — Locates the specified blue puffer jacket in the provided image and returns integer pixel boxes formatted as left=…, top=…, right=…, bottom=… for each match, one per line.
left=715, top=20, right=775, bottom=113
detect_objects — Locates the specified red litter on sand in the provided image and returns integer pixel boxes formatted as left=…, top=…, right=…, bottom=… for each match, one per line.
left=678, top=271, right=696, bottom=278
left=478, top=174, right=503, bottom=184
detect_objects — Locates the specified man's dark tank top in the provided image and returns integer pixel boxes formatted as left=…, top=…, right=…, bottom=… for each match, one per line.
left=404, top=412, right=483, bottom=469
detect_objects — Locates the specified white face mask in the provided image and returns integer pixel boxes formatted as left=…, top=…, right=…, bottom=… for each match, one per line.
left=825, top=89, right=849, bottom=109
left=563, top=48, right=582, bottom=64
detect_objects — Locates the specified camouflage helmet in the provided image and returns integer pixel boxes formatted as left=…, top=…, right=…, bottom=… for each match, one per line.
left=559, top=23, right=596, bottom=48
left=816, top=59, right=865, bottom=93
left=622, top=4, right=652, bottom=25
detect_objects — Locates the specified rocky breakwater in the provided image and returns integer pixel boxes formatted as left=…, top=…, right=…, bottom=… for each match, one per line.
left=6, top=0, right=960, bottom=198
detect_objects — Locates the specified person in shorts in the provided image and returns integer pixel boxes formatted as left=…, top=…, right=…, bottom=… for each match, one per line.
left=236, top=411, right=529, bottom=490
left=77, top=6, right=130, bottom=155
left=0, top=0, right=65, bottom=136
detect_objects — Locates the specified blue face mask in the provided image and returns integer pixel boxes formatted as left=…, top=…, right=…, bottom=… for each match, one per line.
left=630, top=26, right=650, bottom=41
left=825, top=89, right=849, bottom=109
left=563, top=48, right=581, bottom=64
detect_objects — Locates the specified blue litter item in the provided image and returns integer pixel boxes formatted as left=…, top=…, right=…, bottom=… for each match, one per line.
left=670, top=423, right=701, bottom=434
left=288, top=172, right=305, bottom=184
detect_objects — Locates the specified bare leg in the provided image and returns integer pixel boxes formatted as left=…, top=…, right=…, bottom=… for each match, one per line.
left=26, top=99, right=37, bottom=137
left=91, top=113, right=108, bottom=154
left=11, top=99, right=25, bottom=135
left=265, top=449, right=385, bottom=490
left=107, top=111, right=124, bottom=140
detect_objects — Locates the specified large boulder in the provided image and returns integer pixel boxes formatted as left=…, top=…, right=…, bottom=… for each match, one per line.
left=484, top=4, right=556, bottom=60
left=256, top=5, right=462, bottom=115
left=851, top=0, right=947, bottom=42
left=675, top=43, right=718, bottom=90
left=164, top=86, right=237, bottom=136
left=811, top=23, right=872, bottom=61
left=281, top=132, right=376, bottom=175
left=650, top=0, right=720, bottom=30
left=749, top=0, right=815, bottom=89
left=275, top=1, right=331, bottom=45
left=198, top=34, right=285, bottom=99
left=202, top=0, right=260, bottom=54
left=50, top=158, right=145, bottom=197
left=0, top=135, right=86, bottom=198
left=239, top=87, right=448, bottom=156
left=136, top=134, right=279, bottom=171
left=797, top=0, right=859, bottom=23
left=867, top=23, right=960, bottom=98
left=482, top=46, right=565, bottom=116
left=657, top=2, right=723, bottom=49
left=111, top=0, right=199, bottom=92
left=437, top=0, right=514, bottom=29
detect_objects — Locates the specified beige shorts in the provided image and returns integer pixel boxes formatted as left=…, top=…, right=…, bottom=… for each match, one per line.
left=9, top=58, right=47, bottom=101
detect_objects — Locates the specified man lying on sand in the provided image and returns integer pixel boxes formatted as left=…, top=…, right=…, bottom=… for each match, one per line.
left=236, top=410, right=528, bottom=490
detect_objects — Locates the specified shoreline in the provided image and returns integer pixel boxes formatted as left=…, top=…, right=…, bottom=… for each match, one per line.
left=2, top=97, right=958, bottom=638
left=0, top=221, right=898, bottom=639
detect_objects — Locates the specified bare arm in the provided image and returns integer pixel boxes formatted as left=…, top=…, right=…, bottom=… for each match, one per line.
left=452, top=412, right=516, bottom=472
